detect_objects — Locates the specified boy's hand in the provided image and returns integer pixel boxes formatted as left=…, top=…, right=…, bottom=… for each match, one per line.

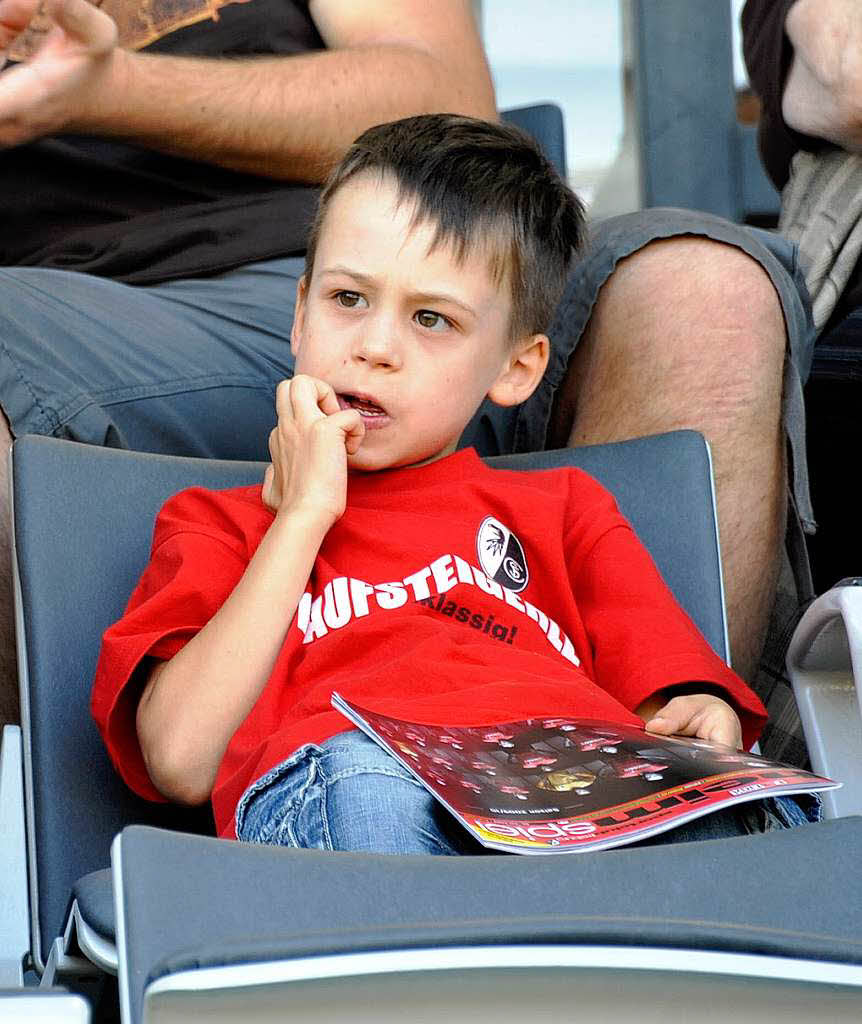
left=262, top=375, right=364, bottom=524
left=643, top=693, right=743, bottom=750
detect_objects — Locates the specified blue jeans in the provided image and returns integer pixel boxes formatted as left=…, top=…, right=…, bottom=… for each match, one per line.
left=236, top=730, right=487, bottom=854
left=235, top=730, right=819, bottom=855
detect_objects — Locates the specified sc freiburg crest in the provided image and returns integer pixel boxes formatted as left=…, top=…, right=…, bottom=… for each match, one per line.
left=477, top=516, right=529, bottom=593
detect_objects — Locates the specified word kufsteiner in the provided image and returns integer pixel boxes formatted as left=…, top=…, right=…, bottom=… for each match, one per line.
left=295, top=553, right=580, bottom=667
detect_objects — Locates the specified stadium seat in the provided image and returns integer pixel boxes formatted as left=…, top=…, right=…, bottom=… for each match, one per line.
left=501, top=103, right=567, bottom=181
left=4, top=430, right=862, bottom=1022
left=113, top=817, right=862, bottom=1024
left=4, top=429, right=726, bottom=990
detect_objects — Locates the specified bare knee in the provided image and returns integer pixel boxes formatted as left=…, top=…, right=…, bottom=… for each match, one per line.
left=555, top=236, right=788, bottom=444
left=597, top=236, right=783, bottom=372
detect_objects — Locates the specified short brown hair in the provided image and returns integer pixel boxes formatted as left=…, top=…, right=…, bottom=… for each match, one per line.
left=305, top=114, right=584, bottom=340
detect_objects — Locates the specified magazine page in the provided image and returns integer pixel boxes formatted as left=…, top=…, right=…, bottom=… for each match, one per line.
left=331, top=693, right=840, bottom=854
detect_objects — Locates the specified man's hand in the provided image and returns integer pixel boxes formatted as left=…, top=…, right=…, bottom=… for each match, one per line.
left=3, top=0, right=495, bottom=175
left=643, top=692, right=743, bottom=750
left=0, top=0, right=119, bottom=147
left=783, top=0, right=862, bottom=150
left=262, top=376, right=364, bottom=526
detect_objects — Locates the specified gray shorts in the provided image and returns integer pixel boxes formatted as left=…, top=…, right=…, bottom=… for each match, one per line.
left=0, top=208, right=814, bottom=522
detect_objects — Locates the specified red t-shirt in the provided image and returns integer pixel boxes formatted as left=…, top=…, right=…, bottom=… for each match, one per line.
left=91, top=448, right=766, bottom=837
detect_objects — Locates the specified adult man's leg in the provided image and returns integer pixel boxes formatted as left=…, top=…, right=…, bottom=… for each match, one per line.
left=472, top=208, right=815, bottom=760
left=0, top=258, right=303, bottom=727
left=550, top=236, right=787, bottom=681
left=547, top=225, right=817, bottom=766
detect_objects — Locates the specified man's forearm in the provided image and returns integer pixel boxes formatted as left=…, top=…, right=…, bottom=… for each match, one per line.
left=71, top=43, right=497, bottom=181
left=783, top=0, right=862, bottom=150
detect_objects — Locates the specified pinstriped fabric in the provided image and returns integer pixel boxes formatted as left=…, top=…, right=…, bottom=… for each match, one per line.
left=779, top=149, right=862, bottom=333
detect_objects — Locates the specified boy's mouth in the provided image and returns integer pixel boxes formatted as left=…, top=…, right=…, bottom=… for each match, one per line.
left=337, top=392, right=389, bottom=426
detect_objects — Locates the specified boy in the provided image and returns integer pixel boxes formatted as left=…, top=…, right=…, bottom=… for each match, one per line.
left=92, top=114, right=809, bottom=853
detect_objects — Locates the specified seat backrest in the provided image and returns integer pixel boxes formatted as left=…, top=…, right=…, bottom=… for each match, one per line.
left=11, top=429, right=725, bottom=969
left=12, top=439, right=264, bottom=971
left=501, top=103, right=567, bottom=181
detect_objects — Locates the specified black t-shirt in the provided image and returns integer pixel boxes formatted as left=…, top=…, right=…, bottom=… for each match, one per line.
left=742, top=0, right=862, bottom=331
left=2, top=0, right=323, bottom=283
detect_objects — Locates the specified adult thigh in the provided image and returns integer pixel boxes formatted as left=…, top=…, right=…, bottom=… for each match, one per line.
left=0, top=258, right=302, bottom=459
left=523, top=208, right=815, bottom=528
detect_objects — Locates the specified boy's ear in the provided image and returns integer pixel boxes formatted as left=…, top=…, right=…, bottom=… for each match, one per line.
left=487, top=333, right=550, bottom=408
left=290, top=274, right=308, bottom=356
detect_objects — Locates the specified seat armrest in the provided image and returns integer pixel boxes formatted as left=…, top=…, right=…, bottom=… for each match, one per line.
left=786, top=581, right=862, bottom=818
left=114, top=822, right=862, bottom=1023
left=0, top=726, right=29, bottom=986
left=0, top=990, right=91, bottom=1021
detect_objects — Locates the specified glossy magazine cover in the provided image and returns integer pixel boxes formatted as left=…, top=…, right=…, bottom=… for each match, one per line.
left=332, top=693, right=839, bottom=853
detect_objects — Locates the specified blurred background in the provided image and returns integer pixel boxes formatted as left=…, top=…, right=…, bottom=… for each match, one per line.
left=478, top=0, right=850, bottom=596
left=480, top=0, right=749, bottom=219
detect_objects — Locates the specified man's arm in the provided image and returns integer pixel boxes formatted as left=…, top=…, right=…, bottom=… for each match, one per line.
left=0, top=0, right=497, bottom=180
left=782, top=0, right=862, bottom=150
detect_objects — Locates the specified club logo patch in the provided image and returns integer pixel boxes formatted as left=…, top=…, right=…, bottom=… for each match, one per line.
left=477, top=516, right=529, bottom=593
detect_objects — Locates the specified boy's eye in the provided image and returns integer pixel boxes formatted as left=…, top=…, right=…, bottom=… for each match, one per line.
left=415, top=310, right=450, bottom=331
left=335, top=290, right=367, bottom=309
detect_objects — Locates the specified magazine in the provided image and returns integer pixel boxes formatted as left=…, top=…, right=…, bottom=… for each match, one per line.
left=331, top=692, right=840, bottom=854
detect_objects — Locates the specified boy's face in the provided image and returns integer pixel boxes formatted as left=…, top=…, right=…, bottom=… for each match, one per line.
left=291, top=172, right=548, bottom=471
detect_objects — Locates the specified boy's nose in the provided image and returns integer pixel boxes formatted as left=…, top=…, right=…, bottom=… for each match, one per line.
left=352, top=324, right=402, bottom=369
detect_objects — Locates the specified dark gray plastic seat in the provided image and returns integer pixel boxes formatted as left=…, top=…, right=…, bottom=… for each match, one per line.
left=501, top=102, right=567, bottom=179
left=9, top=432, right=862, bottom=1022
left=9, top=429, right=726, bottom=979
left=113, top=819, right=862, bottom=1023
left=11, top=438, right=263, bottom=977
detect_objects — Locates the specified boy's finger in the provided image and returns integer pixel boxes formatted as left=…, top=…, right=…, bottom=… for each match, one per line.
left=289, top=376, right=324, bottom=427
left=342, top=411, right=365, bottom=454
left=315, top=380, right=341, bottom=417
left=326, top=409, right=364, bottom=453
left=267, top=426, right=279, bottom=460
left=685, top=698, right=741, bottom=749
left=274, top=378, right=295, bottom=423
left=0, top=61, right=46, bottom=135
left=288, top=375, right=338, bottom=426
left=646, top=695, right=742, bottom=749
left=700, top=711, right=742, bottom=750
left=261, top=463, right=275, bottom=508
left=644, top=694, right=693, bottom=735
left=644, top=695, right=719, bottom=739
left=644, top=712, right=684, bottom=736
